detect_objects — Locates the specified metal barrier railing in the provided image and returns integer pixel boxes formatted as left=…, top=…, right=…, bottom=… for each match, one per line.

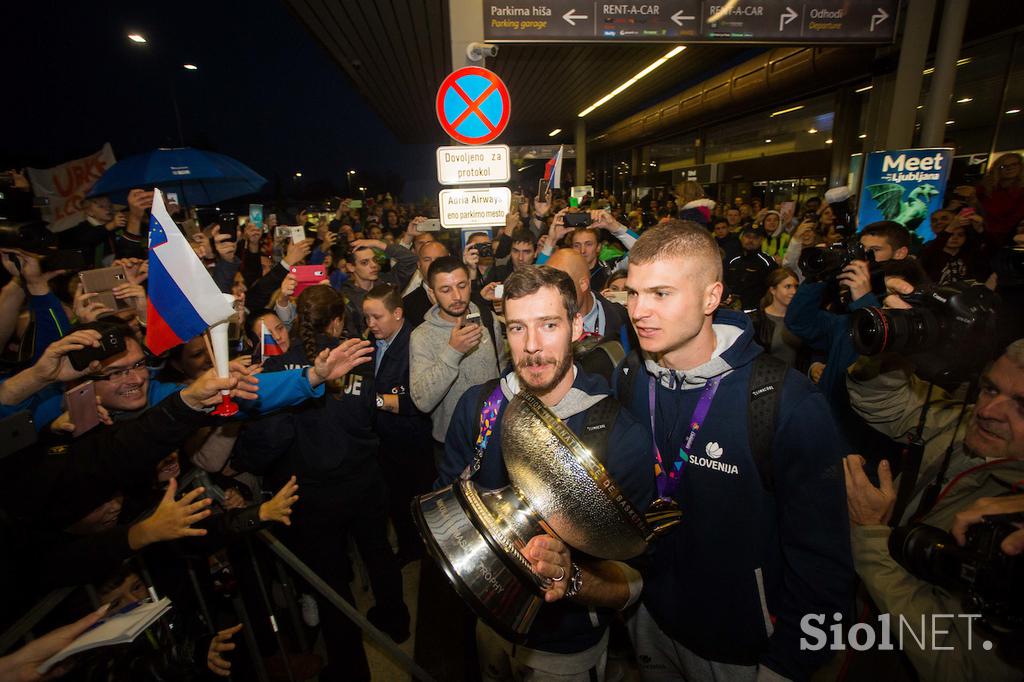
left=0, top=529, right=435, bottom=682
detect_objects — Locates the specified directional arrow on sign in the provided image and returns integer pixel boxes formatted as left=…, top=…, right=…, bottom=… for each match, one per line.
left=671, top=10, right=696, bottom=26
left=562, top=9, right=588, bottom=26
left=779, top=6, right=798, bottom=31
left=870, top=7, right=890, bottom=31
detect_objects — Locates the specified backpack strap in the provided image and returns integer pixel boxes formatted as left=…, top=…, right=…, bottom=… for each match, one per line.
left=747, top=353, right=788, bottom=493
left=578, top=396, right=621, bottom=465
left=615, top=349, right=643, bottom=409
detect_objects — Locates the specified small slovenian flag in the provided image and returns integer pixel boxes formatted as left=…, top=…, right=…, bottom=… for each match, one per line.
left=544, top=145, right=564, bottom=190
left=145, top=189, right=235, bottom=356
left=261, top=321, right=283, bottom=357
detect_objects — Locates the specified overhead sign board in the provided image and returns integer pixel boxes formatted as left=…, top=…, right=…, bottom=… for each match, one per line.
left=483, top=1, right=897, bottom=44
left=439, top=187, right=513, bottom=229
left=436, top=144, right=511, bottom=185
left=436, top=66, right=511, bottom=145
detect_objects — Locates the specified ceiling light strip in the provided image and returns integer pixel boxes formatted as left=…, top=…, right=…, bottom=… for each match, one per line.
left=578, top=46, right=686, bottom=118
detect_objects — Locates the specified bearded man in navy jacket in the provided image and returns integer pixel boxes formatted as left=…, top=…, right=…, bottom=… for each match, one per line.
left=438, top=265, right=653, bottom=681
left=613, top=221, right=854, bottom=682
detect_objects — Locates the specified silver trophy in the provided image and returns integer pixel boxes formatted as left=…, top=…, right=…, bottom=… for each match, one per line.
left=413, top=391, right=652, bottom=640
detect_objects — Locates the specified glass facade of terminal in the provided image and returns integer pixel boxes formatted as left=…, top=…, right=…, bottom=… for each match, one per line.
left=590, top=28, right=1024, bottom=208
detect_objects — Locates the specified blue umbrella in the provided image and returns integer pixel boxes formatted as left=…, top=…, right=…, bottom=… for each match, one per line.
left=88, top=147, right=267, bottom=206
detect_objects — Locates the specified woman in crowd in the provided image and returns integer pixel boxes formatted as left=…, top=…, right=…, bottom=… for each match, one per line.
left=750, top=267, right=808, bottom=371
left=976, top=152, right=1024, bottom=245
left=234, top=285, right=407, bottom=682
left=919, top=223, right=990, bottom=285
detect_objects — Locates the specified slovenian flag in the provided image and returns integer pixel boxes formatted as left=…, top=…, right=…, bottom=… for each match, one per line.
left=261, top=321, right=283, bottom=357
left=145, top=189, right=235, bottom=355
left=544, top=145, right=564, bottom=190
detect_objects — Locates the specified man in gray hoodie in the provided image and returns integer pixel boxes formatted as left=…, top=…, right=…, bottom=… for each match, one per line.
left=410, top=256, right=507, bottom=463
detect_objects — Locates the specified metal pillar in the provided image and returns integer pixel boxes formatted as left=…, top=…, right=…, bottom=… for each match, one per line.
left=449, top=0, right=486, bottom=70
left=829, top=87, right=862, bottom=186
left=920, top=0, right=971, bottom=146
left=575, top=119, right=587, bottom=188
left=885, top=0, right=937, bottom=149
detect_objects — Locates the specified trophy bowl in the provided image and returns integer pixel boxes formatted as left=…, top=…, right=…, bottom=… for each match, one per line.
left=501, top=392, right=651, bottom=560
left=413, top=391, right=651, bottom=639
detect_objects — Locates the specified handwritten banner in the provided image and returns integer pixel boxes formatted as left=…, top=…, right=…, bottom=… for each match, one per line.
left=28, top=144, right=116, bottom=232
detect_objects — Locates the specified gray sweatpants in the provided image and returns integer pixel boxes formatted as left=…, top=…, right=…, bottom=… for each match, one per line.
left=626, top=603, right=789, bottom=682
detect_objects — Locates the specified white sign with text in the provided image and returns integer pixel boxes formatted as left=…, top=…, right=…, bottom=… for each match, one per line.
left=439, top=187, right=512, bottom=229
left=436, top=144, right=511, bottom=185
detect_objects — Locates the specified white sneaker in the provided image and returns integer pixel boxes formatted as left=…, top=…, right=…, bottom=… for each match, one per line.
left=298, top=594, right=319, bottom=627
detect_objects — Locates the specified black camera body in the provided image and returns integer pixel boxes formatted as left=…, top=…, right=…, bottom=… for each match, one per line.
left=889, top=518, right=1023, bottom=631
left=472, top=242, right=494, bottom=258
left=851, top=282, right=997, bottom=383
left=798, top=239, right=872, bottom=282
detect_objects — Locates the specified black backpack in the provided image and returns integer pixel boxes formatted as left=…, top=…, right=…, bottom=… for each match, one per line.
left=617, top=351, right=787, bottom=492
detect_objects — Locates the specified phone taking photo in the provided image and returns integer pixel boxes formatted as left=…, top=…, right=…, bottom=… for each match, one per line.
left=463, top=311, right=481, bottom=328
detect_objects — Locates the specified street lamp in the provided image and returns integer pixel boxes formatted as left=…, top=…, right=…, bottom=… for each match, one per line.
left=128, top=33, right=147, bottom=44
left=183, top=64, right=198, bottom=71
left=346, top=169, right=356, bottom=193
left=294, top=172, right=303, bottom=178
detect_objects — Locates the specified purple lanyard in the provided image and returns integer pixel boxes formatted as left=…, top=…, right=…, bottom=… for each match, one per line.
left=648, top=374, right=722, bottom=501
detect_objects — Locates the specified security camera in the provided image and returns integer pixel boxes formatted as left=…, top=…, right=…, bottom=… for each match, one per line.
left=466, top=42, right=499, bottom=62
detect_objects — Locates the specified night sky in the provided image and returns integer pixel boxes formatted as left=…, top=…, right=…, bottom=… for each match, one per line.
left=3, top=0, right=437, bottom=203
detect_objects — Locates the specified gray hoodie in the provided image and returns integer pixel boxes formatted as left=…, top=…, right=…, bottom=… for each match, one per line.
left=410, top=302, right=508, bottom=442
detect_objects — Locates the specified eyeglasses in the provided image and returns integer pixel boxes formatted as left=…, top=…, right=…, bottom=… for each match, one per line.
left=94, top=359, right=148, bottom=381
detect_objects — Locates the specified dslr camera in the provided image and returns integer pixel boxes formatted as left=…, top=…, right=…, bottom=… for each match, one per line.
left=889, top=516, right=1024, bottom=632
left=850, top=282, right=997, bottom=383
left=798, top=239, right=872, bottom=283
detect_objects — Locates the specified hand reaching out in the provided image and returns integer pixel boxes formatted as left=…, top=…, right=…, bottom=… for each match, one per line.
left=206, top=624, right=243, bottom=677
left=128, top=478, right=212, bottom=549
left=259, top=476, right=300, bottom=526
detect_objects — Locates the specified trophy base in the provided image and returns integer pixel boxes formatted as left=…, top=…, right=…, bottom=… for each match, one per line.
left=413, top=480, right=547, bottom=641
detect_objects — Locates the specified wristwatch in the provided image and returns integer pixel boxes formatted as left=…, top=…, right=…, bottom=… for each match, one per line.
left=375, top=394, right=385, bottom=409
left=563, top=562, right=583, bottom=600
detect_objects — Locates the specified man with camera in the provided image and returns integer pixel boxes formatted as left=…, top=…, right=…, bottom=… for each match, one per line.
left=843, top=339, right=1024, bottom=681
left=784, top=221, right=915, bottom=406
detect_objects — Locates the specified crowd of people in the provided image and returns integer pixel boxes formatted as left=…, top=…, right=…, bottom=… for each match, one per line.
left=0, top=150, right=1020, bottom=682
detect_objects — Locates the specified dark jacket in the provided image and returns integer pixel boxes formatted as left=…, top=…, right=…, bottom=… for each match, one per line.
left=234, top=337, right=378, bottom=487
left=612, top=311, right=854, bottom=681
left=725, top=250, right=778, bottom=310
left=589, top=263, right=610, bottom=292
left=371, top=321, right=432, bottom=450
left=437, top=368, right=653, bottom=655
left=340, top=243, right=418, bottom=338
left=58, top=219, right=112, bottom=267
left=716, top=233, right=743, bottom=263
left=594, top=292, right=637, bottom=353
left=402, top=284, right=432, bottom=329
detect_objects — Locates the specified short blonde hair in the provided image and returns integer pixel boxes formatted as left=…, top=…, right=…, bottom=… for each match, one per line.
left=629, top=220, right=723, bottom=284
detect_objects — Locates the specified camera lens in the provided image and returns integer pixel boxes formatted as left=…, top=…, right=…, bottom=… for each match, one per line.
left=889, top=523, right=967, bottom=592
left=851, top=307, right=941, bottom=356
left=851, top=307, right=890, bottom=355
